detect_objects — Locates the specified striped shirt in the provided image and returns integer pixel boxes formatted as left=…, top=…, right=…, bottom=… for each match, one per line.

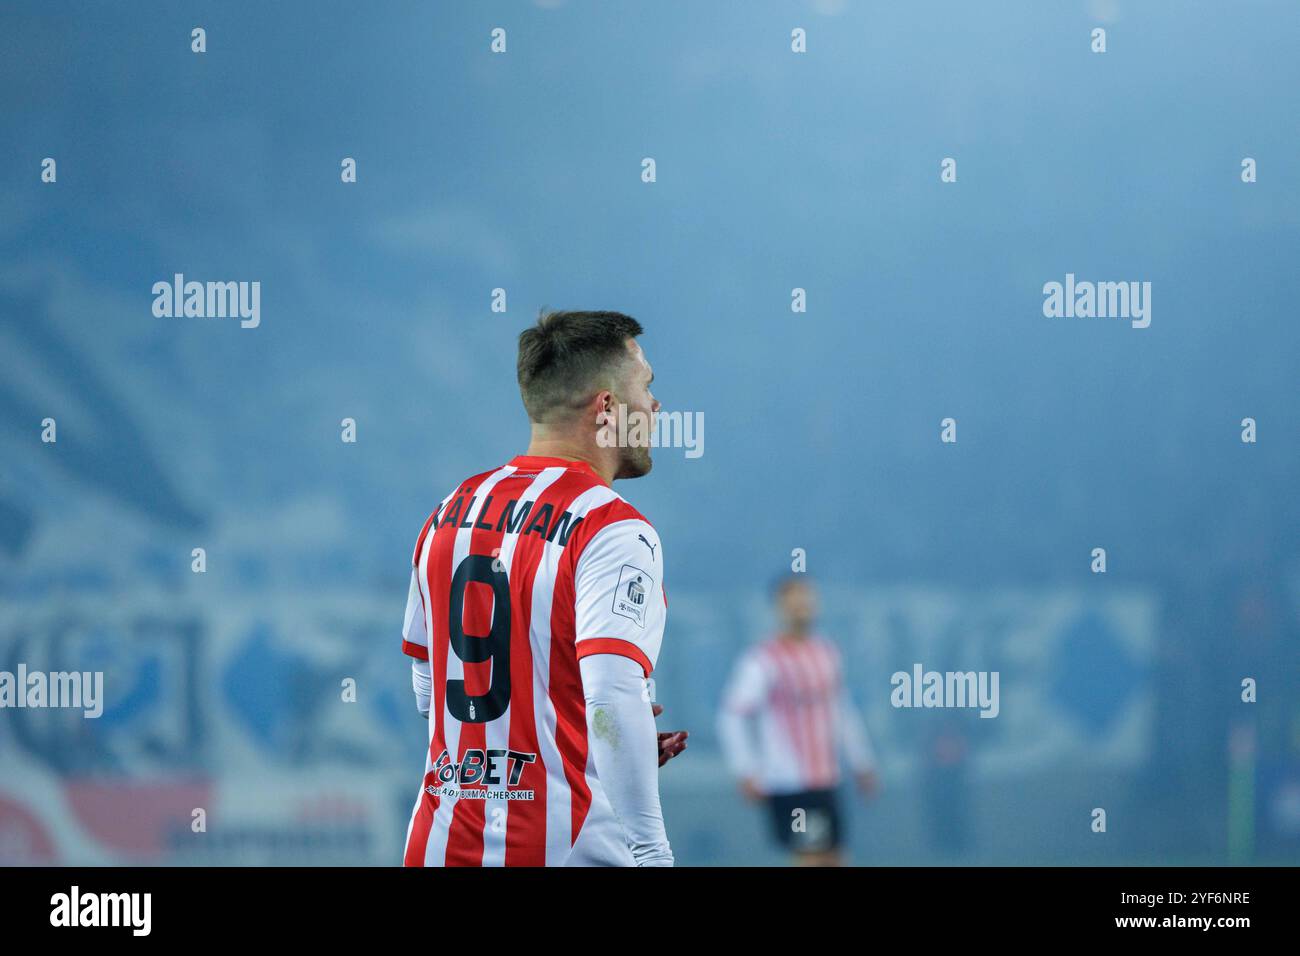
left=717, top=635, right=875, bottom=795
left=401, top=455, right=666, bottom=866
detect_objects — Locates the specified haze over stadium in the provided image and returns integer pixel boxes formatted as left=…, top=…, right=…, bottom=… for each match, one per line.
left=0, top=1, right=1297, bottom=867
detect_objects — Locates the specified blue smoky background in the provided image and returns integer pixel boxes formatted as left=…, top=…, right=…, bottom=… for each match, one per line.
left=0, top=0, right=1297, bottom=865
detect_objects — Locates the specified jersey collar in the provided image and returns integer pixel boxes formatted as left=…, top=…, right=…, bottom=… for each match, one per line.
left=508, top=455, right=608, bottom=486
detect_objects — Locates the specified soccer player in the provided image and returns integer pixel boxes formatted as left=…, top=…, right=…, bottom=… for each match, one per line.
left=401, top=310, right=687, bottom=867
left=717, top=575, right=879, bottom=866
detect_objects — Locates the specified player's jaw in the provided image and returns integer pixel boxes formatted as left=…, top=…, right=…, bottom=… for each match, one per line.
left=612, top=342, right=659, bottom=481
left=616, top=441, right=653, bottom=480
left=609, top=392, right=658, bottom=480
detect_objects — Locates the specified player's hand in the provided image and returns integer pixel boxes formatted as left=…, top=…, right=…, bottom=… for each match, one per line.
left=739, top=778, right=764, bottom=802
left=657, top=730, right=688, bottom=767
left=855, top=769, right=880, bottom=799
left=651, top=704, right=688, bottom=767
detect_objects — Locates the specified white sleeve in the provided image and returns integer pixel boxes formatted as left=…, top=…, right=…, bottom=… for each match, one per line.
left=412, top=658, right=432, bottom=717
left=573, top=519, right=665, bottom=677
left=402, top=567, right=429, bottom=660
left=717, top=651, right=768, bottom=781
left=579, top=653, right=673, bottom=866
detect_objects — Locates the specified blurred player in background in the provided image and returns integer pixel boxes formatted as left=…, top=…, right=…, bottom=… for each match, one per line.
left=401, top=310, right=687, bottom=867
left=718, top=575, right=878, bottom=866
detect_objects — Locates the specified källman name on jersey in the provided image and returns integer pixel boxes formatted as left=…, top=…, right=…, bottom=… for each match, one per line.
left=433, top=492, right=584, bottom=546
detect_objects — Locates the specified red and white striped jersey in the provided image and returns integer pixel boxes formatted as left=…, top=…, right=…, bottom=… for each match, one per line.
left=401, top=455, right=667, bottom=866
left=717, top=635, right=875, bottom=795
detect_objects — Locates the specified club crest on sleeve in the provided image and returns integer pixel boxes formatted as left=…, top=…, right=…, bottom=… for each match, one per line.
left=612, top=564, right=653, bottom=627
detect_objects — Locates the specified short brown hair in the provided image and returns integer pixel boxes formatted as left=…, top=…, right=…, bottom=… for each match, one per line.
left=516, top=310, right=644, bottom=423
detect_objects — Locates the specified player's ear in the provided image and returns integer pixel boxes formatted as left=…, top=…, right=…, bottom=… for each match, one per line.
left=592, top=388, right=615, bottom=425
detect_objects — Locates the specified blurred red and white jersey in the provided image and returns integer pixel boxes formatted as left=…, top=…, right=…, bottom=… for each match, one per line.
left=401, top=455, right=665, bottom=866
left=717, top=635, right=875, bottom=795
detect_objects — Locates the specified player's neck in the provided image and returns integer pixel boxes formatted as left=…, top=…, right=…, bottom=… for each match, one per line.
left=524, top=432, right=616, bottom=486
left=780, top=627, right=813, bottom=642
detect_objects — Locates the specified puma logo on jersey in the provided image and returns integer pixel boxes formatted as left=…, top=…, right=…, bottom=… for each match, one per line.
left=637, top=533, right=657, bottom=560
